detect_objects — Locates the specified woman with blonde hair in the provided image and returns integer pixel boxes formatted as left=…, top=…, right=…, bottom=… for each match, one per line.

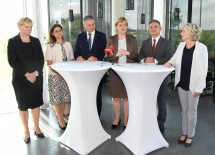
left=107, top=17, right=138, bottom=129
left=165, top=23, right=208, bottom=147
left=7, top=17, right=45, bottom=143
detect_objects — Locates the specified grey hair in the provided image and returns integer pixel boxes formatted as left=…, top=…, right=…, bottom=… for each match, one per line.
left=83, top=15, right=94, bottom=23
left=183, top=23, right=202, bottom=41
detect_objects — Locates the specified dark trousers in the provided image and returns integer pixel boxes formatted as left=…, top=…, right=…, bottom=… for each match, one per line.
left=96, top=77, right=104, bottom=117
left=157, top=84, right=168, bottom=126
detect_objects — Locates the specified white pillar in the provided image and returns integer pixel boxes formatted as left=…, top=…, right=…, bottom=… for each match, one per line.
left=82, top=0, right=89, bottom=16
left=111, top=0, right=125, bottom=35
left=32, top=0, right=50, bottom=108
left=153, top=0, right=165, bottom=36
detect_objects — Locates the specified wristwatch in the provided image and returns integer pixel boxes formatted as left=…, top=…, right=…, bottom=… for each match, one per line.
left=35, top=70, right=39, bottom=76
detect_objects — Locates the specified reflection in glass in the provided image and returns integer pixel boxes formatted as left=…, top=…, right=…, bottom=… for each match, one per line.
left=49, top=0, right=81, bottom=47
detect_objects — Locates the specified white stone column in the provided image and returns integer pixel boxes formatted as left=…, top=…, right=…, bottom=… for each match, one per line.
left=31, top=0, right=50, bottom=108
left=111, top=0, right=125, bottom=35
left=153, top=0, right=165, bottom=36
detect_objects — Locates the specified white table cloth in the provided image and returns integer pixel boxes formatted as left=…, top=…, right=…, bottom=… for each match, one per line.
left=111, top=63, right=174, bottom=155
left=51, top=61, right=112, bottom=155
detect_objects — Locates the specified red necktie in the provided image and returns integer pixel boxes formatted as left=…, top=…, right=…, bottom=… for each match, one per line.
left=152, top=39, right=156, bottom=52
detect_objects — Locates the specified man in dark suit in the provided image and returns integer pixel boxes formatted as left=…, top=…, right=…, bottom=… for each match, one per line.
left=138, top=19, right=173, bottom=133
left=74, top=15, right=107, bottom=117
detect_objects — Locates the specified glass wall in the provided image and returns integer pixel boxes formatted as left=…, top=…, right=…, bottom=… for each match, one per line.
left=192, top=0, right=215, bottom=61
left=126, top=0, right=152, bottom=47
left=125, top=1, right=138, bottom=36
left=48, top=0, right=153, bottom=48
left=0, top=0, right=48, bottom=113
left=0, top=1, right=24, bottom=108
left=169, top=0, right=215, bottom=63
left=0, top=0, right=24, bottom=58
left=169, top=0, right=188, bottom=51
left=86, top=0, right=112, bottom=38
left=48, top=0, right=81, bottom=47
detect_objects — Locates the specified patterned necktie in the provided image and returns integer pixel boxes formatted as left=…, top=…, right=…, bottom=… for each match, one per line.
left=61, top=44, right=67, bottom=61
left=152, top=39, right=156, bottom=52
left=88, top=33, right=92, bottom=50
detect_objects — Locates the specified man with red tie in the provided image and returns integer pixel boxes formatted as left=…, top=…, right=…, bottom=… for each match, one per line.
left=138, top=19, right=173, bottom=133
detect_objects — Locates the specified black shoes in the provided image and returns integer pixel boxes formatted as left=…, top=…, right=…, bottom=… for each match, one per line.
left=111, top=119, right=121, bottom=129
left=59, top=123, right=67, bottom=130
left=33, top=128, right=45, bottom=138
left=178, top=135, right=193, bottom=147
left=184, top=137, right=193, bottom=147
left=24, top=137, right=30, bottom=144
left=178, top=135, right=187, bottom=144
left=34, top=131, right=45, bottom=138
left=159, top=124, right=165, bottom=133
left=123, top=125, right=127, bottom=130
left=24, top=128, right=44, bottom=143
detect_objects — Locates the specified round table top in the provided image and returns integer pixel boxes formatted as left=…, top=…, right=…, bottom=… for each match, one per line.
left=51, top=61, right=112, bottom=72
left=111, top=63, right=174, bottom=73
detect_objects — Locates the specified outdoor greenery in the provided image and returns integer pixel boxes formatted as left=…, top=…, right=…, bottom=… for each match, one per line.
left=170, top=29, right=215, bottom=60
left=61, top=14, right=81, bottom=47
left=200, top=30, right=215, bottom=59
left=170, top=14, right=215, bottom=60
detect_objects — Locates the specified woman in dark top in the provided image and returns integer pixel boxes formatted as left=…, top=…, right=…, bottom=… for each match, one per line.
left=7, top=17, right=45, bottom=143
left=165, top=23, right=208, bottom=147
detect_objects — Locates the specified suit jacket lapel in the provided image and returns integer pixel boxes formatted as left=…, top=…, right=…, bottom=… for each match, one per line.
left=147, top=39, right=153, bottom=57
left=91, top=30, right=97, bottom=51
left=82, top=31, right=89, bottom=51
left=153, top=37, right=162, bottom=56
left=126, top=35, right=131, bottom=52
left=114, top=35, right=119, bottom=51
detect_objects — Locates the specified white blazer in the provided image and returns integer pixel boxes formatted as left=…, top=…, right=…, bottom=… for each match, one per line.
left=168, top=41, right=208, bottom=94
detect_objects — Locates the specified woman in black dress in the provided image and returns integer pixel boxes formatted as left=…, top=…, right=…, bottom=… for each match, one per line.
left=7, top=17, right=45, bottom=143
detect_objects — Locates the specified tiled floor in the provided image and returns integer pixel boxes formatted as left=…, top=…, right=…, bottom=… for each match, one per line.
left=0, top=83, right=215, bottom=155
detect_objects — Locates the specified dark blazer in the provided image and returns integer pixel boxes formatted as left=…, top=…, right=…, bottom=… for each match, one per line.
left=107, top=34, right=138, bottom=63
left=138, top=37, right=173, bottom=84
left=138, top=37, right=173, bottom=65
left=107, top=34, right=138, bottom=98
left=7, top=34, right=44, bottom=109
left=74, top=29, right=107, bottom=61
left=7, top=34, right=44, bottom=77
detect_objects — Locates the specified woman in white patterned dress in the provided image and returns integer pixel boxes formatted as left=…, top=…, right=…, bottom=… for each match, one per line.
left=45, top=24, right=74, bottom=130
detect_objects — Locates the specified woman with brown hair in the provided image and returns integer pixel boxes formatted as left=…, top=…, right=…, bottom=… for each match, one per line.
left=45, top=24, right=74, bottom=130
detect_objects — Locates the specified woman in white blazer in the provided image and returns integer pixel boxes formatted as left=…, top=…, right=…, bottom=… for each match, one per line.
left=164, top=23, right=208, bottom=147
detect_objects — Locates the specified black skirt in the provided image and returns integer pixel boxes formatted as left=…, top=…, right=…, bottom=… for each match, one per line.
left=12, top=73, right=44, bottom=111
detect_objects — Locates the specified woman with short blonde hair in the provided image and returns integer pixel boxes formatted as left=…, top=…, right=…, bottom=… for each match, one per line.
left=8, top=17, right=45, bottom=143
left=164, top=23, right=208, bottom=147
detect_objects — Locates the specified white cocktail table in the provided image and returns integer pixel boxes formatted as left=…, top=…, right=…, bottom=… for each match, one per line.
left=51, top=61, right=112, bottom=155
left=111, top=63, right=174, bottom=155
